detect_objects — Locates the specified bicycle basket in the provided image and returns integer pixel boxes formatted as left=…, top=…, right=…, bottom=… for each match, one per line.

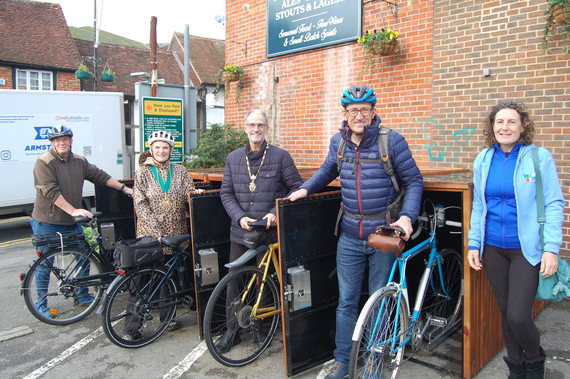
left=113, top=236, right=163, bottom=269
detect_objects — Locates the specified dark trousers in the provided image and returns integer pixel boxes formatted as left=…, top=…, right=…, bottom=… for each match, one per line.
left=483, top=244, right=541, bottom=362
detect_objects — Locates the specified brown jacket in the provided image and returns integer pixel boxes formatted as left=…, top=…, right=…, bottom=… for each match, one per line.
left=32, top=149, right=111, bottom=225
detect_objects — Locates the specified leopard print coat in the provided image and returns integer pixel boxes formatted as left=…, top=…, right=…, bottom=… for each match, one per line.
left=134, top=151, right=196, bottom=253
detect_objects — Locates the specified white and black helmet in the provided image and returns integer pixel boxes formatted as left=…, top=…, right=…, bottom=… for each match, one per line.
left=148, top=130, right=175, bottom=147
left=48, top=125, right=73, bottom=141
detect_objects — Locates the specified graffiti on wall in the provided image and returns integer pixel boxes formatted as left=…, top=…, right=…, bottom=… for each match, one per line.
left=386, top=118, right=477, bottom=162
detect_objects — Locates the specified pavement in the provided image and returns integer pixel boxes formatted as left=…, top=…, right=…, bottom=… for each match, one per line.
left=306, top=299, right=570, bottom=378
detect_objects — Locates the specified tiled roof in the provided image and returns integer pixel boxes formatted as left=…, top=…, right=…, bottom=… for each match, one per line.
left=74, top=38, right=184, bottom=97
left=0, top=0, right=80, bottom=70
left=70, top=26, right=148, bottom=50
left=170, top=33, right=225, bottom=84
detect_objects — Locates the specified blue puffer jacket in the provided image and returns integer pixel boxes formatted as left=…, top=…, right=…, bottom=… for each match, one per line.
left=221, top=141, right=303, bottom=245
left=301, top=115, right=424, bottom=239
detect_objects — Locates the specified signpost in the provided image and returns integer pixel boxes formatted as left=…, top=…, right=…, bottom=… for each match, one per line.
left=141, top=97, right=184, bottom=163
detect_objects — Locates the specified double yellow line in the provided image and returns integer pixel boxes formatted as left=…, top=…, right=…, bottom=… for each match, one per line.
left=0, top=237, right=32, bottom=248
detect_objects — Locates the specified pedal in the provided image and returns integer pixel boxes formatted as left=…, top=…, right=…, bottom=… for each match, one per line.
left=183, top=295, right=196, bottom=310
left=429, top=316, right=448, bottom=327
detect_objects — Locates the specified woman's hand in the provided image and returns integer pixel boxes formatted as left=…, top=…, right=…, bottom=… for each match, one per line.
left=540, top=251, right=559, bottom=278
left=467, top=249, right=483, bottom=271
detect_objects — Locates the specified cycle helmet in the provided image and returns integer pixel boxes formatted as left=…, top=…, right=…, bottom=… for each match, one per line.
left=148, top=130, right=175, bottom=147
left=48, top=125, right=73, bottom=141
left=341, top=85, right=377, bottom=107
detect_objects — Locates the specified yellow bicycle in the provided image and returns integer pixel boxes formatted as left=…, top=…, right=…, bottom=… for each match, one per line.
left=203, top=219, right=282, bottom=367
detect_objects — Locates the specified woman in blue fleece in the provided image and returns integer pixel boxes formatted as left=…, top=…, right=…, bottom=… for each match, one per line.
left=467, top=101, right=564, bottom=379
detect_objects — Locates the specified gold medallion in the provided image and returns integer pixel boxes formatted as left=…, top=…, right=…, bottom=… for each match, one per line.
left=160, top=194, right=173, bottom=212
left=249, top=181, right=257, bottom=192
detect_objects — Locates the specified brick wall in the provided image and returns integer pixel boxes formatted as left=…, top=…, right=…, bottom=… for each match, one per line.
left=0, top=65, right=80, bottom=91
left=225, top=0, right=570, bottom=253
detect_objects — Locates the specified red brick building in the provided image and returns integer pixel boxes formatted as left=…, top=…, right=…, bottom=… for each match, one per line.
left=223, top=0, right=570, bottom=253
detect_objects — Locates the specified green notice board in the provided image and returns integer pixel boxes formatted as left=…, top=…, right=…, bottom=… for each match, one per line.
left=142, top=97, right=184, bottom=163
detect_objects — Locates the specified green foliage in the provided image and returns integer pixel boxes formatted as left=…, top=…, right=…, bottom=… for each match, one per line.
left=184, top=123, right=248, bottom=169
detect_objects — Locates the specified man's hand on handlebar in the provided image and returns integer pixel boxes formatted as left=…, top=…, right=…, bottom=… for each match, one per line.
left=70, top=208, right=93, bottom=219
left=390, top=215, right=413, bottom=241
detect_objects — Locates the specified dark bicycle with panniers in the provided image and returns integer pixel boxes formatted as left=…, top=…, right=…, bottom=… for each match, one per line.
left=20, top=212, right=118, bottom=325
left=98, top=234, right=196, bottom=348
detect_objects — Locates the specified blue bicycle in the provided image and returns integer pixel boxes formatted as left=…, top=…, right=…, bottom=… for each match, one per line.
left=348, top=202, right=464, bottom=378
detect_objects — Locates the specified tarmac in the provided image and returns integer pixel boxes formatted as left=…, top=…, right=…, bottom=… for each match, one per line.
left=308, top=299, right=570, bottom=378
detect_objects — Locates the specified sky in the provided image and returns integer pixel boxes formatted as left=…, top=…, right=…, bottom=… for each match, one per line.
left=35, top=0, right=226, bottom=43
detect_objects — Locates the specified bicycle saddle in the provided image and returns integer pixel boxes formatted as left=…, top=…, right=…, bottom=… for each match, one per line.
left=161, top=234, right=191, bottom=248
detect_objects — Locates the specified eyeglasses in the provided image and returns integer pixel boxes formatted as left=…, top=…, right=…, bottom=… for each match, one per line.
left=245, top=123, right=268, bottom=129
left=345, top=108, right=374, bottom=117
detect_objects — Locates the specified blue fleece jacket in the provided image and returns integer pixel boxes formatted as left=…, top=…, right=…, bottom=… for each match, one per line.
left=468, top=143, right=565, bottom=266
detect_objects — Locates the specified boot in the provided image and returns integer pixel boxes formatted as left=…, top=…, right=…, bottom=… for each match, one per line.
left=216, top=330, right=241, bottom=353
left=524, top=346, right=546, bottom=379
left=253, top=320, right=267, bottom=348
left=503, top=356, right=525, bottom=379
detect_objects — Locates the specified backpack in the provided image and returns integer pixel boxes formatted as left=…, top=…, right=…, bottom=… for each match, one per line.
left=336, top=127, right=404, bottom=225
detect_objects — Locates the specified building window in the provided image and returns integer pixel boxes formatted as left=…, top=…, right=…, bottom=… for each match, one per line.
left=16, top=69, right=53, bottom=90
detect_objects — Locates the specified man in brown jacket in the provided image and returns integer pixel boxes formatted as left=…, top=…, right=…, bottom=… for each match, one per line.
left=30, top=125, right=132, bottom=317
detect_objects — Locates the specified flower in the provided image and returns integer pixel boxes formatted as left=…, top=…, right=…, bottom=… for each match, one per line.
left=357, top=27, right=401, bottom=46
left=76, top=64, right=91, bottom=72
left=541, top=0, right=570, bottom=54
left=214, top=63, right=245, bottom=102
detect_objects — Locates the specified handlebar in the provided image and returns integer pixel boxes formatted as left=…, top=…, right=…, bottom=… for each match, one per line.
left=74, top=211, right=103, bottom=225
left=416, top=215, right=462, bottom=228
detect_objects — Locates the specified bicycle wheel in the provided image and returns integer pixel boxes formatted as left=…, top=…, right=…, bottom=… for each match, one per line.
left=349, top=286, right=409, bottom=379
left=22, top=247, right=104, bottom=325
left=203, top=266, right=280, bottom=367
left=420, top=248, right=463, bottom=338
left=102, top=268, right=177, bottom=348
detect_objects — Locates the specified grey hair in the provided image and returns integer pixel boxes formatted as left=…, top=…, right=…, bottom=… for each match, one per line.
left=245, top=109, right=268, bottom=124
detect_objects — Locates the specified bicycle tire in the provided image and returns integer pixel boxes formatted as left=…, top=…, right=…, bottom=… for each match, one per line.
left=349, top=286, right=409, bottom=379
left=203, top=266, right=280, bottom=367
left=22, top=247, right=104, bottom=325
left=102, top=267, right=177, bottom=348
left=421, top=248, right=463, bottom=338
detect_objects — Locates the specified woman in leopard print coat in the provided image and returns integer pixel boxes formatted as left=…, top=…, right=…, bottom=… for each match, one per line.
left=134, top=131, right=200, bottom=254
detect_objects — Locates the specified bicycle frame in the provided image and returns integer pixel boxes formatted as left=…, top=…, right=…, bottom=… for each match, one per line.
left=244, top=242, right=281, bottom=321
left=369, top=224, right=451, bottom=353
left=132, top=250, right=195, bottom=311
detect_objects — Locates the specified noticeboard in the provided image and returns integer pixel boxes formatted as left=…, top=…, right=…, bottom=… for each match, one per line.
left=266, top=0, right=361, bottom=58
left=141, top=97, right=184, bottom=163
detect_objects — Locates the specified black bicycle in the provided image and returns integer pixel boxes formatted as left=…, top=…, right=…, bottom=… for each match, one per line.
left=99, top=234, right=195, bottom=348
left=20, top=212, right=118, bottom=325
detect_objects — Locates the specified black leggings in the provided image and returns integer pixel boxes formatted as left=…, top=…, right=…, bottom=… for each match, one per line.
left=483, top=244, right=541, bottom=362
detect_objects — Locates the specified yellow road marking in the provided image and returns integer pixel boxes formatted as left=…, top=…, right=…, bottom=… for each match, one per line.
left=0, top=237, right=32, bottom=248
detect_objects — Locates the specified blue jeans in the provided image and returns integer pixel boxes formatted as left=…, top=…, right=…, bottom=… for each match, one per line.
left=29, top=219, right=88, bottom=306
left=334, top=232, right=396, bottom=364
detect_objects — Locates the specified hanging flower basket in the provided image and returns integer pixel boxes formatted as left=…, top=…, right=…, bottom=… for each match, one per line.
left=75, top=64, right=92, bottom=79
left=551, top=4, right=568, bottom=24
left=370, top=40, right=400, bottom=56
left=221, top=71, right=240, bottom=83
left=214, top=63, right=245, bottom=102
left=100, top=69, right=116, bottom=82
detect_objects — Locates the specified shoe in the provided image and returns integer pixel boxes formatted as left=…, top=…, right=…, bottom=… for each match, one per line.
left=35, top=303, right=54, bottom=318
left=167, top=320, right=179, bottom=331
left=76, top=294, right=95, bottom=305
left=122, top=334, right=134, bottom=341
left=216, top=330, right=241, bottom=353
left=325, top=361, right=349, bottom=379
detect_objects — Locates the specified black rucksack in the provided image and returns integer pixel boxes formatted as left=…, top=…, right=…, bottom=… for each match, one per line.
left=336, top=127, right=404, bottom=225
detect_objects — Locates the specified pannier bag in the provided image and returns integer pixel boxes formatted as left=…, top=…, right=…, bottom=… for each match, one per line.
left=113, top=236, right=164, bottom=269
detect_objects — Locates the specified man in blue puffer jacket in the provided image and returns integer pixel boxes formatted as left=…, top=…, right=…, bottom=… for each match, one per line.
left=289, top=85, right=423, bottom=378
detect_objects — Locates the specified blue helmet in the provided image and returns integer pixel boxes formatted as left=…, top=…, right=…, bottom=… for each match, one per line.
left=341, top=85, right=377, bottom=107
left=48, top=125, right=73, bottom=141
